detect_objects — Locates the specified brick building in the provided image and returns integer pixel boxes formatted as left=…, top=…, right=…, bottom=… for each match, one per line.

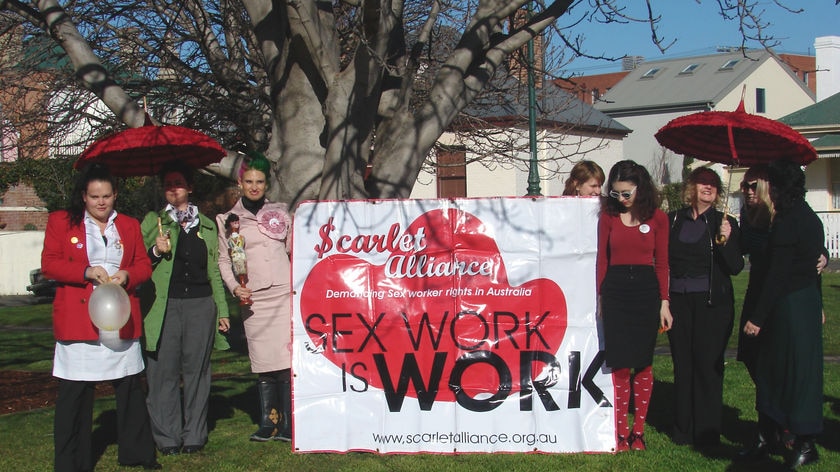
left=0, top=184, right=48, bottom=230
left=0, top=29, right=60, bottom=231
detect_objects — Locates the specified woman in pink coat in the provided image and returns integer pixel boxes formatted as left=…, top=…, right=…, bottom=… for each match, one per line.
left=217, top=152, right=293, bottom=442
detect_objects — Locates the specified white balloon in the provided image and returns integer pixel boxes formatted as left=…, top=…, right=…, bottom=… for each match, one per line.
left=88, top=282, right=131, bottom=331
left=99, top=329, right=132, bottom=352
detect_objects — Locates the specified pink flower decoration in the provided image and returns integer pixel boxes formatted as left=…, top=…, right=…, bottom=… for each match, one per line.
left=259, top=210, right=289, bottom=239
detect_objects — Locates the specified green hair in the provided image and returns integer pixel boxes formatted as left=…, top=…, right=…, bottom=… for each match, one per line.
left=241, top=151, right=271, bottom=179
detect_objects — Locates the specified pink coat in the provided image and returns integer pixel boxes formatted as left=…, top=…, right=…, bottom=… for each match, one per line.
left=216, top=200, right=291, bottom=293
left=217, top=200, right=293, bottom=372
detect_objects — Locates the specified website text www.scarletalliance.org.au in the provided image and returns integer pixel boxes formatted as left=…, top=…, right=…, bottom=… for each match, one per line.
left=371, top=431, right=558, bottom=447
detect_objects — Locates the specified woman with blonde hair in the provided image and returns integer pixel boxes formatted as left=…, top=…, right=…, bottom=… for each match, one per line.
left=737, top=164, right=827, bottom=463
left=736, top=164, right=772, bottom=382
left=741, top=160, right=825, bottom=469
left=667, top=167, right=744, bottom=448
left=563, top=160, right=605, bottom=196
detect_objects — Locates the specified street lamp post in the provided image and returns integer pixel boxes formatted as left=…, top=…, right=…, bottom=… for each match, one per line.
left=525, top=2, right=541, bottom=196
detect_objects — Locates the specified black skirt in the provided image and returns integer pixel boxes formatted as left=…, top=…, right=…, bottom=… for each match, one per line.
left=601, top=265, right=661, bottom=369
left=756, top=282, right=823, bottom=435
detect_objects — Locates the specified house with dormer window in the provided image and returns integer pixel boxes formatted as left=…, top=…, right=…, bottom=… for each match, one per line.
left=592, top=49, right=815, bottom=187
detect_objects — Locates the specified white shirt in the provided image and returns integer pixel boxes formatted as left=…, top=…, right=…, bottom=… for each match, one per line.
left=52, top=210, right=144, bottom=381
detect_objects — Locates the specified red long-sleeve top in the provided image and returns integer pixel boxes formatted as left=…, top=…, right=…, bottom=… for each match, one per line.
left=596, top=209, right=670, bottom=300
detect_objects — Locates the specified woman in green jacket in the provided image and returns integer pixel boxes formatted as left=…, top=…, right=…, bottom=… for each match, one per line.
left=141, top=161, right=230, bottom=455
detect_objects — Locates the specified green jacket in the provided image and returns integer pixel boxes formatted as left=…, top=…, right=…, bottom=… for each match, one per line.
left=140, top=210, right=230, bottom=352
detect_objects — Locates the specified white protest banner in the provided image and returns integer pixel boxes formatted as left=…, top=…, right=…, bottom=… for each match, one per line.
left=291, top=197, right=614, bottom=453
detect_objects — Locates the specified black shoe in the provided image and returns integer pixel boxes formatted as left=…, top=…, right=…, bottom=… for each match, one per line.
left=785, top=437, right=819, bottom=470
left=738, top=421, right=788, bottom=462
left=736, top=441, right=770, bottom=462
left=118, top=461, right=163, bottom=470
left=182, top=444, right=204, bottom=454
left=159, top=446, right=180, bottom=456
left=629, top=433, right=646, bottom=451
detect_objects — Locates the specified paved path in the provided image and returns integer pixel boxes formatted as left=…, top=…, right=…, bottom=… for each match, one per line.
left=0, top=295, right=50, bottom=307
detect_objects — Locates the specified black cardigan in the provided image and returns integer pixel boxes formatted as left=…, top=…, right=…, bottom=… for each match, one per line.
left=750, top=200, right=825, bottom=328
left=669, top=206, right=745, bottom=306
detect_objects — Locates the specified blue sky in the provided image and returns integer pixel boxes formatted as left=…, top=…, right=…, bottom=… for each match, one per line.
left=559, top=1, right=839, bottom=75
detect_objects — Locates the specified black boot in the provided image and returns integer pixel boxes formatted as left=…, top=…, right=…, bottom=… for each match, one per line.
left=250, top=379, right=280, bottom=442
left=275, top=379, right=292, bottom=442
left=785, top=436, right=819, bottom=470
left=737, top=414, right=784, bottom=461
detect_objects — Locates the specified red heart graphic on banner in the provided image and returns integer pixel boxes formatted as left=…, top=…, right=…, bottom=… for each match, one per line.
left=300, top=208, right=567, bottom=408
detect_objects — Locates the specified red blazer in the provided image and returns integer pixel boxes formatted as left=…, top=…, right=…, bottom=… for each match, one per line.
left=42, top=210, right=152, bottom=342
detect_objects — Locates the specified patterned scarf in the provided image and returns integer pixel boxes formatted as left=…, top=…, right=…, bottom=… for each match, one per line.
left=166, top=204, right=199, bottom=233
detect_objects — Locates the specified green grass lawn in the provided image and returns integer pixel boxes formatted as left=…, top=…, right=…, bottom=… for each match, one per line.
left=1, top=272, right=838, bottom=471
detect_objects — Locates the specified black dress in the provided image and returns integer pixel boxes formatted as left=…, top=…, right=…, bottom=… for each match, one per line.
left=751, top=200, right=824, bottom=435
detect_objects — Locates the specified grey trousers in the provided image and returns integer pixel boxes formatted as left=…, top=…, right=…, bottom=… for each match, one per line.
left=146, top=296, right=217, bottom=449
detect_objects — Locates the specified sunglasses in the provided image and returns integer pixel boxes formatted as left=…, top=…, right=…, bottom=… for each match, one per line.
left=609, top=187, right=637, bottom=200
left=741, top=181, right=758, bottom=192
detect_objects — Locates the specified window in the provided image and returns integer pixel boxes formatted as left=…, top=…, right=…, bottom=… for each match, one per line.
left=641, top=68, right=660, bottom=78
left=755, top=88, right=766, bottom=113
left=679, top=64, right=700, bottom=74
left=719, top=59, right=739, bottom=70
left=436, top=146, right=467, bottom=198
left=832, top=159, right=840, bottom=210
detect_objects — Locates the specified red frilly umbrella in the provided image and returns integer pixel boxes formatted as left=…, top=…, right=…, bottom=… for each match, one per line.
left=75, top=122, right=226, bottom=177
left=654, top=100, right=817, bottom=166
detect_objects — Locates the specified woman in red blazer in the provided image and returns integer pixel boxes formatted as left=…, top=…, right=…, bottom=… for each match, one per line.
left=42, top=163, right=159, bottom=471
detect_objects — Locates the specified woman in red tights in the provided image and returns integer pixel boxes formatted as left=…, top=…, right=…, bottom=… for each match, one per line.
left=597, top=160, right=672, bottom=452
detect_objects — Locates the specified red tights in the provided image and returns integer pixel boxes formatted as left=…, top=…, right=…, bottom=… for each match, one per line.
left=612, top=365, right=654, bottom=439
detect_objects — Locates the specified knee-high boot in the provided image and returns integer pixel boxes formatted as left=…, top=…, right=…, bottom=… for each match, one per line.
left=275, top=379, right=292, bottom=442
left=250, top=379, right=280, bottom=442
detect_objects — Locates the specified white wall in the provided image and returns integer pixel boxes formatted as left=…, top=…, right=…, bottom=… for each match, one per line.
left=48, top=91, right=111, bottom=158
left=815, top=36, right=840, bottom=102
left=411, top=129, right=625, bottom=198
left=715, top=59, right=815, bottom=118
left=0, top=231, right=45, bottom=295
left=608, top=110, right=690, bottom=184
left=805, top=159, right=831, bottom=212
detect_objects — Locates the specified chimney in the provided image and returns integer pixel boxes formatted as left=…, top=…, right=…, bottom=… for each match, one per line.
left=622, top=56, right=644, bottom=71
left=815, top=36, right=840, bottom=102
left=509, top=8, right=544, bottom=88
